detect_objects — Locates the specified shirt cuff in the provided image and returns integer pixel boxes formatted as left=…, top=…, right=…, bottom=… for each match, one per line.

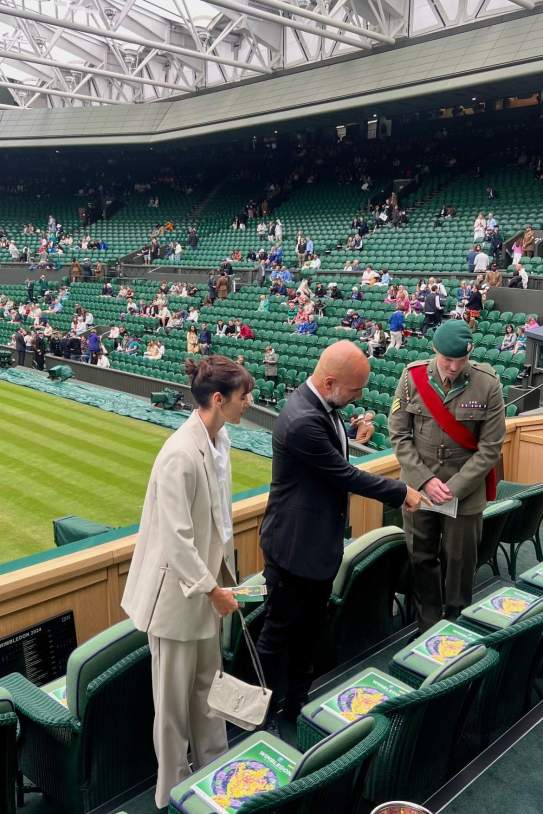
left=178, top=571, right=217, bottom=598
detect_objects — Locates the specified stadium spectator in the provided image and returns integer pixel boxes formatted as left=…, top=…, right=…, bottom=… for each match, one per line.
left=489, top=228, right=503, bottom=263
left=513, top=326, right=527, bottom=355
left=466, top=285, right=483, bottom=318
left=474, top=246, right=490, bottom=273
left=121, top=355, right=250, bottom=809
left=473, top=212, right=486, bottom=242
left=188, top=227, right=199, bottom=249
left=522, top=224, right=535, bottom=258
left=509, top=263, right=528, bottom=289
left=423, top=285, right=443, bottom=333
left=86, top=329, right=101, bottom=364
left=264, top=346, right=278, bottom=384
left=466, top=246, right=477, bottom=274
left=216, top=273, right=229, bottom=300
left=215, top=319, right=226, bottom=336
left=328, top=282, right=343, bottom=299
left=224, top=320, right=236, bottom=337
left=352, top=410, right=376, bottom=445
left=198, top=324, right=212, bottom=355
left=387, top=308, right=405, bottom=351
left=144, top=340, right=163, bottom=359
left=511, top=239, right=523, bottom=265
left=484, top=264, right=502, bottom=288
left=68, top=333, right=82, bottom=360
left=499, top=324, right=516, bottom=351
left=186, top=325, right=200, bottom=353
left=14, top=327, right=26, bottom=366
left=239, top=323, right=255, bottom=340
left=296, top=315, right=317, bottom=335
left=367, top=323, right=387, bottom=356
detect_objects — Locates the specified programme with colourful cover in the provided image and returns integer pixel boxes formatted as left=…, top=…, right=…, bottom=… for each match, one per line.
left=412, top=622, right=483, bottom=667
left=321, top=670, right=410, bottom=723
left=475, top=587, right=538, bottom=619
left=193, top=739, right=296, bottom=814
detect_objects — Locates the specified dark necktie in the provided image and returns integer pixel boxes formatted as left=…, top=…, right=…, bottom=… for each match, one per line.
left=331, top=409, right=347, bottom=458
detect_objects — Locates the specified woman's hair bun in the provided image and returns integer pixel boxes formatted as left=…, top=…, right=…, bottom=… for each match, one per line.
left=184, top=358, right=213, bottom=379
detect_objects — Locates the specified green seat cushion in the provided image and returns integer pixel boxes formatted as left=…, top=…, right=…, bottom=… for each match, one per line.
left=460, top=586, right=543, bottom=631
left=332, top=526, right=405, bottom=596
left=169, top=732, right=301, bottom=814
left=391, top=619, right=484, bottom=679
left=300, top=668, right=411, bottom=735
left=66, top=618, right=146, bottom=719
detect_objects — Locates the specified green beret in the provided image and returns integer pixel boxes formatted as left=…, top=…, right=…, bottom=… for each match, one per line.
left=433, top=320, right=473, bottom=358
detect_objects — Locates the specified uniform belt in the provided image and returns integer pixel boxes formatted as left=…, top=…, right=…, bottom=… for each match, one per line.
left=415, top=439, right=471, bottom=461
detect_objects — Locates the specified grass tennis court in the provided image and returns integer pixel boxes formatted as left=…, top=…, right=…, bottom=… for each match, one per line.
left=0, top=380, right=272, bottom=564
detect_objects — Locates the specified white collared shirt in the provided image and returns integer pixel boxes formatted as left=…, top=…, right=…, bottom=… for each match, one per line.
left=306, top=377, right=347, bottom=457
left=197, top=414, right=233, bottom=546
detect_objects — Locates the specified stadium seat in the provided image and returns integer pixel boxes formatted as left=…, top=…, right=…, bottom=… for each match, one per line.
left=315, top=527, right=409, bottom=672
left=476, top=499, right=521, bottom=576
left=0, top=687, right=17, bottom=814
left=496, top=481, right=543, bottom=578
left=301, top=646, right=496, bottom=806
left=0, top=619, right=156, bottom=813
left=169, top=715, right=390, bottom=814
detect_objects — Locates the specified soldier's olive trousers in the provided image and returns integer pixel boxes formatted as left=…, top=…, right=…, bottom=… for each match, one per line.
left=403, top=508, right=483, bottom=632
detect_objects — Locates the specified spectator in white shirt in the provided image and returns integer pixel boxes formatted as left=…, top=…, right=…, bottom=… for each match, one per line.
left=474, top=249, right=490, bottom=273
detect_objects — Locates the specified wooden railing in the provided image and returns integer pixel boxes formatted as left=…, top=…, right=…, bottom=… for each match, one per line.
left=0, top=416, right=541, bottom=644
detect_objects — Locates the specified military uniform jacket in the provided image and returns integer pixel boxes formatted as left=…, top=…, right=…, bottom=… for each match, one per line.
left=389, top=358, right=505, bottom=515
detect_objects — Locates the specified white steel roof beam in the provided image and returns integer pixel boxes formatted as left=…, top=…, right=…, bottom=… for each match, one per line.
left=0, top=4, right=272, bottom=74
left=0, top=77, right=125, bottom=104
left=0, top=47, right=192, bottom=92
left=207, top=0, right=375, bottom=49
left=249, top=0, right=395, bottom=43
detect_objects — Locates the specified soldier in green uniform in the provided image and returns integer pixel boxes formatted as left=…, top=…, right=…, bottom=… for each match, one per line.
left=389, top=320, right=506, bottom=631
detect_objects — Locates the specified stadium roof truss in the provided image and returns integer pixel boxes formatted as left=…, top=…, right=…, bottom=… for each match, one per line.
left=0, top=0, right=537, bottom=108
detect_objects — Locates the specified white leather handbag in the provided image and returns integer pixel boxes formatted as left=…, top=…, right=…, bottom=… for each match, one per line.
left=207, top=611, right=272, bottom=730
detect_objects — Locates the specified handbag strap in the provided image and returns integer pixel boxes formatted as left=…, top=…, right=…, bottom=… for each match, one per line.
left=218, top=610, right=268, bottom=695
left=238, top=611, right=268, bottom=694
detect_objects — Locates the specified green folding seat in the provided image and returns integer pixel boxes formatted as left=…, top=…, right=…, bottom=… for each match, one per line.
left=0, top=620, right=155, bottom=814
left=169, top=715, right=389, bottom=814
left=0, top=687, right=16, bottom=814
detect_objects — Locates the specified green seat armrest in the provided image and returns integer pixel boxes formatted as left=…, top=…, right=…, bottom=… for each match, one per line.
left=0, top=672, right=80, bottom=732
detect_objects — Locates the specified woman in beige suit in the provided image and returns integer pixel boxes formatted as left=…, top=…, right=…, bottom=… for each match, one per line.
left=122, top=355, right=254, bottom=809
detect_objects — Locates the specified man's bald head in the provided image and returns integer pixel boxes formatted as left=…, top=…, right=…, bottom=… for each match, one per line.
left=312, top=340, right=369, bottom=408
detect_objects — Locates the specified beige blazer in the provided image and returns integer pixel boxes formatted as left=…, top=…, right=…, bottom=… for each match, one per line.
left=121, top=411, right=236, bottom=642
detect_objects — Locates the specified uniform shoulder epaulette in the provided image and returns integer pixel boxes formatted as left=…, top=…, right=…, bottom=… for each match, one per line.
left=470, top=361, right=499, bottom=378
left=406, top=359, right=430, bottom=369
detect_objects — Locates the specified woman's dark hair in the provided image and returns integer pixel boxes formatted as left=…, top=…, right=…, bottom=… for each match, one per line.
left=505, top=323, right=513, bottom=332
left=185, top=355, right=254, bottom=407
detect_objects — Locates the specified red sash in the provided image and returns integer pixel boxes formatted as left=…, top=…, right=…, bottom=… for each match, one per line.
left=409, top=364, right=497, bottom=501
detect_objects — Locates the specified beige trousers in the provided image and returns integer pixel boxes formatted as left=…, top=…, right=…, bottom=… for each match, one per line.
left=148, top=631, right=228, bottom=808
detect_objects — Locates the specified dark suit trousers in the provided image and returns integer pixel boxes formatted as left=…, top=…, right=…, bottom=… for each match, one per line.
left=256, top=559, right=333, bottom=716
